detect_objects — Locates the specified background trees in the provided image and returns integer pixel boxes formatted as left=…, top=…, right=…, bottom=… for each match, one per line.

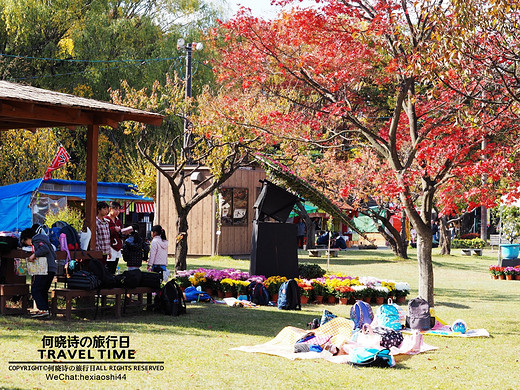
left=212, top=0, right=520, bottom=305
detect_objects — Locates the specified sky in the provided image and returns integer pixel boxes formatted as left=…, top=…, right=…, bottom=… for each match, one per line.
left=219, top=0, right=317, bottom=19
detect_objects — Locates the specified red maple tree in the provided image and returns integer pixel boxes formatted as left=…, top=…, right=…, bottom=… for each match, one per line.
left=211, top=0, right=520, bottom=305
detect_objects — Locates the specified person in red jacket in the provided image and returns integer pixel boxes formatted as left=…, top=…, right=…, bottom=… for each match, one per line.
left=105, top=201, right=123, bottom=274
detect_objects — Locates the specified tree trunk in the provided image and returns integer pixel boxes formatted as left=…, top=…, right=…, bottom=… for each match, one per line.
left=481, top=205, right=488, bottom=243
left=377, top=216, right=408, bottom=259
left=306, top=218, right=316, bottom=249
left=416, top=231, right=434, bottom=305
left=439, top=215, right=451, bottom=255
left=175, top=212, right=189, bottom=271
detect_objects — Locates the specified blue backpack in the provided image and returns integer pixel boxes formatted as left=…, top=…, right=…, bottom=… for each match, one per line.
left=277, top=279, right=301, bottom=310
left=349, top=347, right=395, bottom=368
left=375, top=300, right=402, bottom=331
left=248, top=281, right=270, bottom=305
left=350, top=300, right=374, bottom=329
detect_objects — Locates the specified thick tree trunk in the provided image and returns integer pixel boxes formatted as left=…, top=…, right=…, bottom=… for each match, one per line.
left=175, top=212, right=189, bottom=271
left=439, top=215, right=451, bottom=255
left=416, top=231, right=434, bottom=305
left=377, top=216, right=408, bottom=259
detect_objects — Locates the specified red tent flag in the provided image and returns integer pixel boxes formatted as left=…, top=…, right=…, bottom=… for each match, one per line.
left=43, top=146, right=70, bottom=180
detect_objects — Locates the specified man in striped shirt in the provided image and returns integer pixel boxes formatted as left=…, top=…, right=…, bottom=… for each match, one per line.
left=96, top=201, right=111, bottom=264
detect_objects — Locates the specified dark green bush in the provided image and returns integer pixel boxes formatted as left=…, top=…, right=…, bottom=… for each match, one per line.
left=298, top=263, right=326, bottom=279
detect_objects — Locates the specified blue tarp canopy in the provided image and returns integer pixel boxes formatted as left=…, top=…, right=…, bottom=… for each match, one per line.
left=0, top=178, right=153, bottom=232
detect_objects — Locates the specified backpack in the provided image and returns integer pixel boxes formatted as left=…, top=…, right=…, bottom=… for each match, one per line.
left=117, top=269, right=142, bottom=289
left=406, top=297, right=432, bottom=331
left=139, top=271, right=162, bottom=289
left=88, top=258, right=117, bottom=289
left=184, top=286, right=212, bottom=302
left=67, top=270, right=101, bottom=290
left=248, top=281, right=270, bottom=305
left=374, top=299, right=402, bottom=331
left=49, top=221, right=80, bottom=253
left=372, top=326, right=404, bottom=349
left=350, top=300, right=374, bottom=330
left=277, top=279, right=301, bottom=310
left=348, top=347, right=395, bottom=368
left=155, top=280, right=186, bottom=316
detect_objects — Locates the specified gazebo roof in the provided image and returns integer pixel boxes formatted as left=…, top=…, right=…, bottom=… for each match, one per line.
left=0, top=80, right=163, bottom=130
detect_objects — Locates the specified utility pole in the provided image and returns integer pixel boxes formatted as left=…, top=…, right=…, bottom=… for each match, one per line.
left=177, top=39, right=203, bottom=161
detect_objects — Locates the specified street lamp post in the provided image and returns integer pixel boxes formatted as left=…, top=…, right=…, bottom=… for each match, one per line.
left=177, top=38, right=203, bottom=160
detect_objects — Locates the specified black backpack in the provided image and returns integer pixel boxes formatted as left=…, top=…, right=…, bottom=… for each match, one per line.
left=248, top=281, right=270, bottom=305
left=52, top=221, right=81, bottom=251
left=406, top=297, right=433, bottom=330
left=155, top=280, right=186, bottom=316
left=277, top=279, right=301, bottom=310
left=117, top=269, right=142, bottom=289
left=139, top=271, right=162, bottom=289
left=67, top=270, right=101, bottom=290
left=88, top=258, right=117, bottom=289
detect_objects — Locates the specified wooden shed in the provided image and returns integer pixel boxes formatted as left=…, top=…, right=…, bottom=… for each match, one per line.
left=155, top=166, right=266, bottom=256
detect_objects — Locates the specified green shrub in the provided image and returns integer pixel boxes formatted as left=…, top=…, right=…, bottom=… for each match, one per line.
left=44, top=206, right=84, bottom=232
left=451, top=238, right=485, bottom=249
left=298, top=263, right=326, bottom=279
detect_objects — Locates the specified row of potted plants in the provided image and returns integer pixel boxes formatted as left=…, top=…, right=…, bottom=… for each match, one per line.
left=489, top=265, right=520, bottom=280
left=175, top=268, right=411, bottom=303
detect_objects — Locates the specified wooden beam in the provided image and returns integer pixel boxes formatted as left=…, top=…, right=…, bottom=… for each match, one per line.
left=86, top=124, right=99, bottom=250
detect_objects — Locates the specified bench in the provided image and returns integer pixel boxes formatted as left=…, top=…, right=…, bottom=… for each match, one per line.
left=51, top=286, right=159, bottom=321
left=460, top=248, right=483, bottom=256
left=489, top=234, right=510, bottom=251
left=308, top=248, right=340, bottom=257
left=0, top=284, right=30, bottom=315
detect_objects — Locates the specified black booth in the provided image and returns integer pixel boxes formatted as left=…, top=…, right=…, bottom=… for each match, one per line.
left=250, top=180, right=300, bottom=278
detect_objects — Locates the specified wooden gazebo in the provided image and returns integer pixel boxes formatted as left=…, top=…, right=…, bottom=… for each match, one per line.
left=0, top=80, right=163, bottom=248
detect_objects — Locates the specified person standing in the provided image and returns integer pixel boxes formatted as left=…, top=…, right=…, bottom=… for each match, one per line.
left=96, top=201, right=111, bottom=265
left=105, top=201, right=123, bottom=274
left=147, top=225, right=169, bottom=278
left=296, top=219, right=306, bottom=249
left=20, top=228, right=57, bottom=318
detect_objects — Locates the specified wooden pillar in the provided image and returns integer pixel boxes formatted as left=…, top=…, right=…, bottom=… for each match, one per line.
left=86, top=125, right=99, bottom=250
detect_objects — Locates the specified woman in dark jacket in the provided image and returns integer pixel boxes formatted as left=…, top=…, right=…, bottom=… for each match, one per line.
left=20, top=228, right=57, bottom=318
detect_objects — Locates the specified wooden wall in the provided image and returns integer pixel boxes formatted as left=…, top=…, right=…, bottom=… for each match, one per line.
left=156, top=166, right=265, bottom=256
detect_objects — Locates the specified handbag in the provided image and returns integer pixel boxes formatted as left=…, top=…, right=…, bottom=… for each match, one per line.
left=27, top=256, right=48, bottom=275
left=14, top=258, right=27, bottom=276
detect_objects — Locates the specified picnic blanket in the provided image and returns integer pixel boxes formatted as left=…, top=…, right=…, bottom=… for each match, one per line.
left=231, top=318, right=437, bottom=364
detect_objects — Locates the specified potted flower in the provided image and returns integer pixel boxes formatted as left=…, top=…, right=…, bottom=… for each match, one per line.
left=373, top=286, right=389, bottom=305
left=394, top=282, right=410, bottom=304
left=220, top=278, right=237, bottom=297
left=311, top=279, right=326, bottom=303
left=235, top=280, right=250, bottom=297
left=504, top=267, right=516, bottom=280
left=515, top=267, right=520, bottom=280
left=500, top=206, right=520, bottom=259
left=264, top=276, right=287, bottom=301
left=496, top=267, right=506, bottom=280
left=175, top=270, right=193, bottom=290
left=352, top=285, right=368, bottom=301
left=334, top=286, right=354, bottom=304
left=298, top=280, right=314, bottom=304
left=189, top=272, right=207, bottom=289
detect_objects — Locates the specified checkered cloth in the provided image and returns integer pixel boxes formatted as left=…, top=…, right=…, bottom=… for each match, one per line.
left=96, top=216, right=111, bottom=254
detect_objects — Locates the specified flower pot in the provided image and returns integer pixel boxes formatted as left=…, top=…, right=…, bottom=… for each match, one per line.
left=491, top=274, right=498, bottom=280
left=314, top=295, right=323, bottom=304
left=348, top=297, right=356, bottom=305
left=363, top=297, right=372, bottom=304
left=217, top=290, right=224, bottom=298
left=506, top=274, right=513, bottom=280
left=396, top=296, right=406, bottom=304
left=224, top=291, right=234, bottom=298
left=375, top=296, right=385, bottom=305
left=300, top=296, right=309, bottom=304
left=515, top=275, right=520, bottom=281
left=327, top=295, right=337, bottom=304
left=500, top=244, right=520, bottom=259
left=339, top=297, right=348, bottom=305
left=271, top=293, right=278, bottom=302
left=499, top=274, right=506, bottom=280
left=205, top=288, right=214, bottom=297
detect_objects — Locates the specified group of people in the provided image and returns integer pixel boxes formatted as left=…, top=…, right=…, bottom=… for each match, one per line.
left=19, top=200, right=169, bottom=319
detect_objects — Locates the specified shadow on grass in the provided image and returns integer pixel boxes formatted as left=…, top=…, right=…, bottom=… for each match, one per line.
left=0, top=304, right=323, bottom=339
left=434, top=287, right=518, bottom=303
left=432, top=260, right=491, bottom=273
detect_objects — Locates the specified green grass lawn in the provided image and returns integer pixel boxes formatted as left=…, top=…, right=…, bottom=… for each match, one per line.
left=1, top=248, right=519, bottom=390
